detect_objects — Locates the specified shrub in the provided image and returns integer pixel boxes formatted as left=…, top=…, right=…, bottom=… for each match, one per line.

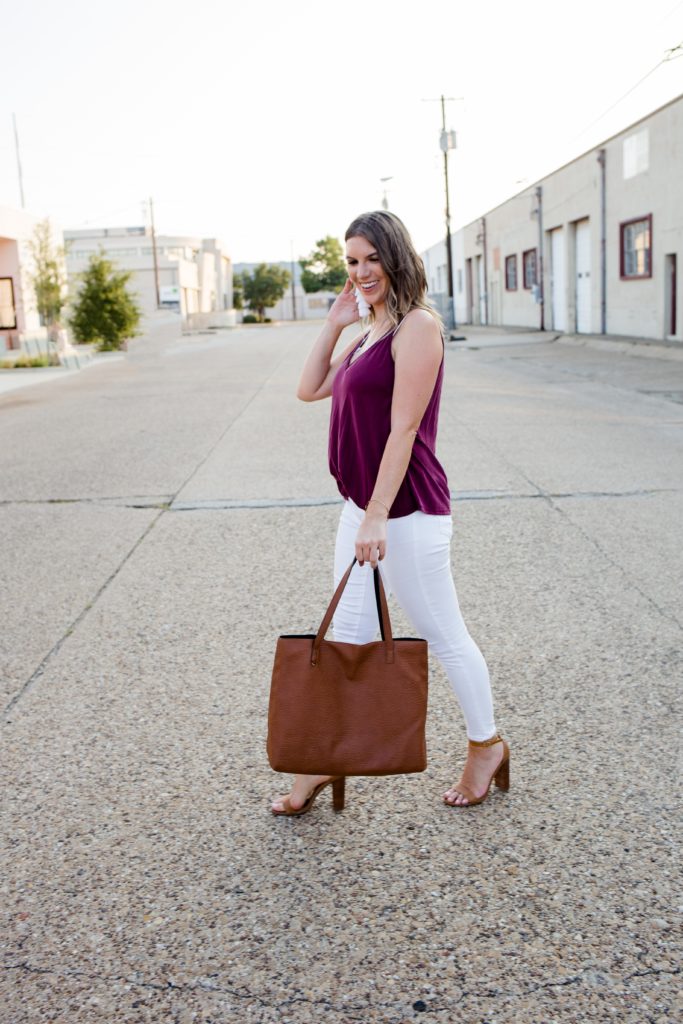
left=0, top=354, right=58, bottom=369
left=69, top=252, right=141, bottom=351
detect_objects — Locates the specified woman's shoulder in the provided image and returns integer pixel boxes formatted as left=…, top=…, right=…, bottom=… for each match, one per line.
left=403, top=306, right=439, bottom=327
left=393, top=307, right=442, bottom=348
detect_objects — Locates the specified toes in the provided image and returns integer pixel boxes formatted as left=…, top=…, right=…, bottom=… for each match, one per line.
left=443, top=789, right=469, bottom=806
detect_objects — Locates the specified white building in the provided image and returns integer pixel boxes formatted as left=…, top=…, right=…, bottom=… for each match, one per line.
left=0, top=205, right=65, bottom=354
left=65, top=227, right=234, bottom=324
left=423, top=92, right=683, bottom=342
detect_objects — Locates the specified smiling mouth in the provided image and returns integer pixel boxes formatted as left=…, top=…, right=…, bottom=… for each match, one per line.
left=359, top=281, right=378, bottom=290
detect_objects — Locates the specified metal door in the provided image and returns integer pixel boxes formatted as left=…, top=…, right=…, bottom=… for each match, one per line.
left=575, top=219, right=591, bottom=333
left=550, top=228, right=567, bottom=331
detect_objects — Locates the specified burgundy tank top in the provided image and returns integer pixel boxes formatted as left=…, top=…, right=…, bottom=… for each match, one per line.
left=328, top=324, right=452, bottom=519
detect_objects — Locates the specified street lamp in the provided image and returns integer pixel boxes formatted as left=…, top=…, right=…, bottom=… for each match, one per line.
left=380, top=176, right=393, bottom=210
left=438, top=99, right=459, bottom=331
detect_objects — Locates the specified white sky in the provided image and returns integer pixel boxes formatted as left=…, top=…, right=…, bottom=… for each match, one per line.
left=1, top=0, right=682, bottom=263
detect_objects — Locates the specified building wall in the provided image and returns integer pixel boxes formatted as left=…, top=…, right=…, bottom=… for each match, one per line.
left=604, top=99, right=683, bottom=338
left=0, top=206, right=62, bottom=351
left=65, top=227, right=233, bottom=320
left=266, top=287, right=337, bottom=321
left=422, top=93, right=683, bottom=342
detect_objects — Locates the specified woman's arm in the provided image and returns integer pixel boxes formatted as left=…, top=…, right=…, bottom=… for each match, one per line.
left=297, top=280, right=363, bottom=402
left=355, top=309, right=443, bottom=567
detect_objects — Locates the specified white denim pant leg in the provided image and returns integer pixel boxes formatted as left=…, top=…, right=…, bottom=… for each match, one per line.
left=332, top=498, right=496, bottom=741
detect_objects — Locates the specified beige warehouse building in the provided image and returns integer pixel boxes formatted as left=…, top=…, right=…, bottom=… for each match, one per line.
left=65, top=227, right=233, bottom=324
left=424, top=92, right=683, bottom=343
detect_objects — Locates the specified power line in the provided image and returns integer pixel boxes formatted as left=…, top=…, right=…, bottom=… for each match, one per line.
left=570, top=41, right=682, bottom=145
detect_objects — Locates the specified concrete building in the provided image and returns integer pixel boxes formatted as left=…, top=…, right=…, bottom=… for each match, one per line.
left=0, top=205, right=65, bottom=354
left=423, top=92, right=683, bottom=342
left=65, top=227, right=234, bottom=325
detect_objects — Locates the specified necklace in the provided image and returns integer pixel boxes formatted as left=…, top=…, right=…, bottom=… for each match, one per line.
left=355, top=318, right=392, bottom=354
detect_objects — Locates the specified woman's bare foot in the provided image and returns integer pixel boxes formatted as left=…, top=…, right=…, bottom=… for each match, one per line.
left=443, top=739, right=506, bottom=806
left=271, top=774, right=332, bottom=814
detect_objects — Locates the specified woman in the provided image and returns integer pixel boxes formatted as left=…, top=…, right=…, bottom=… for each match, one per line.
left=271, top=211, right=509, bottom=815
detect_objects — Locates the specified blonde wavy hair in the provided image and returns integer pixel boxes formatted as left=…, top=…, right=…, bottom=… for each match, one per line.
left=345, top=210, right=442, bottom=330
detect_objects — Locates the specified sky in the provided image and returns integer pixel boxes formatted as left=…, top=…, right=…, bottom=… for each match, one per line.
left=1, top=0, right=682, bottom=264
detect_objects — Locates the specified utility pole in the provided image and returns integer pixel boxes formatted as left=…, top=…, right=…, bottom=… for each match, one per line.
left=423, top=95, right=462, bottom=330
left=440, top=96, right=456, bottom=329
left=148, top=196, right=160, bottom=309
left=290, top=240, right=297, bottom=321
left=12, top=114, right=25, bottom=209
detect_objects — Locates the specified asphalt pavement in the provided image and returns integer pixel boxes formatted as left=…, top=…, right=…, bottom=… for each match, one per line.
left=1, top=316, right=681, bottom=1022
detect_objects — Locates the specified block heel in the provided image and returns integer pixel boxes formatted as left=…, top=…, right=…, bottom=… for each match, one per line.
left=444, top=734, right=510, bottom=808
left=332, top=776, right=346, bottom=810
left=271, top=776, right=346, bottom=817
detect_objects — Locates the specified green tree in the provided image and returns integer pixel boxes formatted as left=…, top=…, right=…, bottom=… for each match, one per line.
left=233, top=271, right=244, bottom=310
left=27, top=220, right=67, bottom=338
left=69, top=252, right=141, bottom=351
left=242, top=263, right=290, bottom=322
left=300, top=236, right=347, bottom=293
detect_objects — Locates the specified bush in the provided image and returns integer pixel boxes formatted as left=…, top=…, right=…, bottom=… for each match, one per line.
left=242, top=313, right=259, bottom=323
left=70, top=252, right=141, bottom=351
left=0, top=354, right=58, bottom=369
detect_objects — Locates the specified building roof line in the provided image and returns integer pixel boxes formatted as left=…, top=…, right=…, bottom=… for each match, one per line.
left=457, top=90, right=683, bottom=232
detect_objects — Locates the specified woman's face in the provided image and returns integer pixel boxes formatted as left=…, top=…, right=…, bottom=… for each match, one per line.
left=345, top=235, right=390, bottom=307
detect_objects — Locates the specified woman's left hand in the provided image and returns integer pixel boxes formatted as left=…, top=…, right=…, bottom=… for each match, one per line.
left=355, top=511, right=387, bottom=568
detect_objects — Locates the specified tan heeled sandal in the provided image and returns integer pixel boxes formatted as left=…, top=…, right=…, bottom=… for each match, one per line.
left=444, top=733, right=510, bottom=808
left=271, top=776, right=346, bottom=817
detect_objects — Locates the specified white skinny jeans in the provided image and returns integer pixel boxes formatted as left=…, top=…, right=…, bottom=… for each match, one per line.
left=332, top=499, right=496, bottom=742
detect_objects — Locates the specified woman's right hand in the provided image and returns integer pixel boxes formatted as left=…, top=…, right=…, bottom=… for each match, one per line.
left=326, top=279, right=362, bottom=330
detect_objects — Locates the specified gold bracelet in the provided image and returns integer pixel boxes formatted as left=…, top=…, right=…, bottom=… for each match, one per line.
left=365, top=497, right=390, bottom=516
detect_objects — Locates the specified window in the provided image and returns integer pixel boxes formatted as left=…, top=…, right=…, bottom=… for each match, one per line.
left=0, top=277, right=17, bottom=329
left=505, top=255, right=518, bottom=291
left=620, top=216, right=652, bottom=279
left=523, top=249, right=537, bottom=289
left=623, top=129, right=649, bottom=179
left=107, top=248, right=138, bottom=259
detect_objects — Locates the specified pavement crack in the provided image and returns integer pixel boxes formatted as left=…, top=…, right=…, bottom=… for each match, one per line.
left=2, top=349, right=298, bottom=722
left=0, top=495, right=172, bottom=509
left=445, top=410, right=683, bottom=634
left=2, top=488, right=678, bottom=515
left=622, top=966, right=681, bottom=981
left=2, top=509, right=165, bottom=722
left=547, top=497, right=683, bottom=633
left=2, top=960, right=272, bottom=1006
left=3, top=959, right=679, bottom=1014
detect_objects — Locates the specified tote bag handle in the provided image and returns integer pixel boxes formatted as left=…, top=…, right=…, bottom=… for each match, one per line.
left=311, top=558, right=394, bottom=666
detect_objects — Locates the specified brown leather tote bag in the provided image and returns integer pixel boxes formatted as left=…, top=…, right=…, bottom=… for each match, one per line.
left=267, top=558, right=428, bottom=776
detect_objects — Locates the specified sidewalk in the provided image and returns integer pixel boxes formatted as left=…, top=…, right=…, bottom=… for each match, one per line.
left=0, top=312, right=184, bottom=397
left=452, top=322, right=683, bottom=360
left=0, top=352, right=130, bottom=396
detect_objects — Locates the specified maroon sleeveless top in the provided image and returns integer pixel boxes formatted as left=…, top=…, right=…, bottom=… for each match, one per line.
left=328, top=324, right=451, bottom=519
